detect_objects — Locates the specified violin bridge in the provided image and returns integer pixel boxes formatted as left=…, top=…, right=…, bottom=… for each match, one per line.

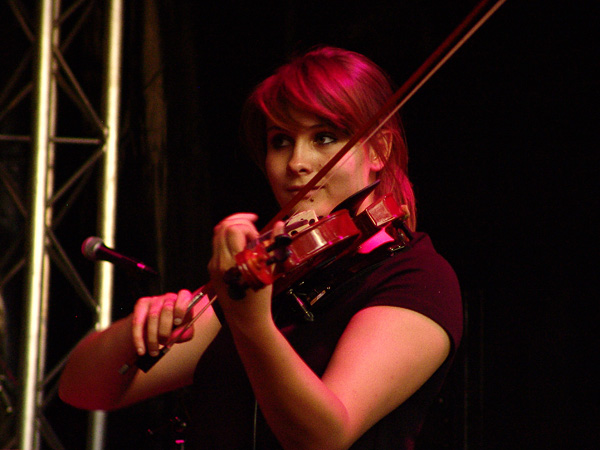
left=284, top=210, right=319, bottom=236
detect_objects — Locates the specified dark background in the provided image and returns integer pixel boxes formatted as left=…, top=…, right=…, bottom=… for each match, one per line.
left=1, top=0, right=597, bottom=448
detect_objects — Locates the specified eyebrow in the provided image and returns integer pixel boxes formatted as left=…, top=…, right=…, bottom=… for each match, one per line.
left=266, top=122, right=331, bottom=133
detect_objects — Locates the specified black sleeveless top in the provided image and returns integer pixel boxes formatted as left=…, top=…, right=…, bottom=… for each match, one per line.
left=187, top=232, right=463, bottom=449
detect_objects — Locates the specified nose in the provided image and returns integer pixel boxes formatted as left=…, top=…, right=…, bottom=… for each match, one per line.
left=287, top=142, right=313, bottom=175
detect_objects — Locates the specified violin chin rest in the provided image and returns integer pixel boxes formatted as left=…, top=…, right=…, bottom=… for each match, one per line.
left=330, top=180, right=380, bottom=217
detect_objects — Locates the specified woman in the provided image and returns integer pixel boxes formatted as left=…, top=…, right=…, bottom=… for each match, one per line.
left=59, top=46, right=462, bottom=450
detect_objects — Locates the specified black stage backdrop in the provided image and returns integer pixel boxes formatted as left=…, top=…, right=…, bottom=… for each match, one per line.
left=1, top=0, right=597, bottom=449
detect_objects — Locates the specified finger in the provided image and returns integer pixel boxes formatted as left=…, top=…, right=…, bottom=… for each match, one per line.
left=173, top=289, right=192, bottom=326
left=224, top=226, right=254, bottom=254
left=272, top=220, right=286, bottom=237
left=209, top=214, right=262, bottom=280
left=132, top=297, right=151, bottom=355
left=211, top=225, right=258, bottom=268
left=214, top=214, right=259, bottom=235
left=146, top=293, right=176, bottom=356
left=213, top=214, right=258, bottom=236
left=219, top=212, right=259, bottom=224
left=157, top=294, right=177, bottom=345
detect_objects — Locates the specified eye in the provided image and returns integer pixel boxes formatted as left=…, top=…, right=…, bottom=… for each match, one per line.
left=269, top=133, right=293, bottom=149
left=314, top=132, right=338, bottom=146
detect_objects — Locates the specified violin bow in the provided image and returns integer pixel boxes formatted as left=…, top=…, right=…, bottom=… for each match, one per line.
left=263, top=0, right=508, bottom=232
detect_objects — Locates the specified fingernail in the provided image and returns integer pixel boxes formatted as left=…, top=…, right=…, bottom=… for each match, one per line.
left=137, top=347, right=145, bottom=355
left=149, top=350, right=159, bottom=357
left=173, top=318, right=182, bottom=325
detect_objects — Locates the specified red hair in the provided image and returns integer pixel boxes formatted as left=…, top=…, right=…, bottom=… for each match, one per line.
left=242, top=46, right=416, bottom=230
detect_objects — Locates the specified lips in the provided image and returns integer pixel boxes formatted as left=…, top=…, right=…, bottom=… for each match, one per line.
left=286, top=185, right=322, bottom=193
left=286, top=186, right=321, bottom=201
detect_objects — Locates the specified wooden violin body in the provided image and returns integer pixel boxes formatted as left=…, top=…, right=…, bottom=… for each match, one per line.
left=227, top=193, right=410, bottom=300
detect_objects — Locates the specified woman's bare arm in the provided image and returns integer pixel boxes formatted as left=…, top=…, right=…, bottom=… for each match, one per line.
left=58, top=293, right=221, bottom=410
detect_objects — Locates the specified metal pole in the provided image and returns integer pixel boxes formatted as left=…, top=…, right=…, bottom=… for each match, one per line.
left=87, top=0, right=123, bottom=449
left=37, top=0, right=61, bottom=444
left=18, top=0, right=54, bottom=448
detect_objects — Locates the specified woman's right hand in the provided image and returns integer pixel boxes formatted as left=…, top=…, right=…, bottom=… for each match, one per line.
left=60, top=287, right=220, bottom=411
left=131, top=289, right=196, bottom=357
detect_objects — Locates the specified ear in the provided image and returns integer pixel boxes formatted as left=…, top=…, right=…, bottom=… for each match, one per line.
left=367, top=130, right=392, bottom=172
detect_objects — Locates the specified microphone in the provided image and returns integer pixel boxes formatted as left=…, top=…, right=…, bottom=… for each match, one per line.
left=81, top=236, right=158, bottom=276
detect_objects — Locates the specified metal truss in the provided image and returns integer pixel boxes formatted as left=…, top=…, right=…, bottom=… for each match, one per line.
left=0, top=0, right=123, bottom=449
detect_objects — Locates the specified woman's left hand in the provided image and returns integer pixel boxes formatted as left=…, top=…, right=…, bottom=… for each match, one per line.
left=208, top=213, right=283, bottom=331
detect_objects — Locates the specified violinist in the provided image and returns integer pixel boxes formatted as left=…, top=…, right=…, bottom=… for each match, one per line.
left=59, top=46, right=463, bottom=450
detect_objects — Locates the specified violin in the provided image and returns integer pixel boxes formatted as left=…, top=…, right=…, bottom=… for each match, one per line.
left=128, top=189, right=409, bottom=373
left=224, top=185, right=410, bottom=296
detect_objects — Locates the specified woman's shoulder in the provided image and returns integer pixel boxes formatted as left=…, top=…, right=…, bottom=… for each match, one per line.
left=362, top=231, right=463, bottom=347
left=371, top=231, right=456, bottom=279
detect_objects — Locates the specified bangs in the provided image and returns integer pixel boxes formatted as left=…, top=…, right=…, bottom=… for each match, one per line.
left=252, top=58, right=368, bottom=135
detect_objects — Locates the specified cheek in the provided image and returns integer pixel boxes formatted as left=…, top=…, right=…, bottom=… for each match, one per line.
left=264, top=152, right=276, bottom=176
left=335, top=154, right=368, bottom=181
left=265, top=155, right=282, bottom=189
